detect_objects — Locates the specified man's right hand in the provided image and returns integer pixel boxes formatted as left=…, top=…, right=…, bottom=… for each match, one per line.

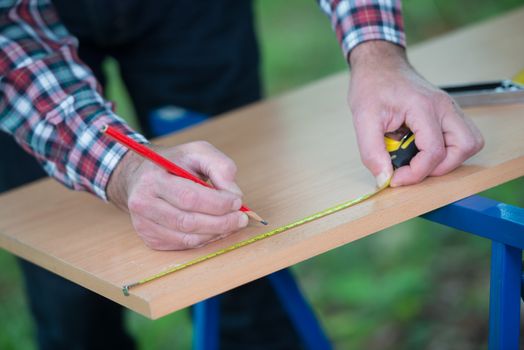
left=348, top=41, right=484, bottom=187
left=107, top=141, right=248, bottom=250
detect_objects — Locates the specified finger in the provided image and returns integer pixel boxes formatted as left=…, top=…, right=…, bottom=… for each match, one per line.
left=391, top=105, right=446, bottom=187
left=430, top=109, right=484, bottom=176
left=141, top=198, right=249, bottom=235
left=131, top=215, right=218, bottom=251
left=462, top=112, right=484, bottom=146
left=186, top=141, right=243, bottom=196
left=157, top=174, right=242, bottom=215
left=353, top=110, right=394, bottom=187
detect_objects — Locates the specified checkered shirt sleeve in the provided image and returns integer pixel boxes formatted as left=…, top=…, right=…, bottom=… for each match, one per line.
left=318, top=0, right=406, bottom=58
left=0, top=0, right=148, bottom=200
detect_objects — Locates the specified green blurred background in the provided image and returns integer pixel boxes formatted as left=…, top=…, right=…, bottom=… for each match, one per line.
left=1, top=0, right=524, bottom=349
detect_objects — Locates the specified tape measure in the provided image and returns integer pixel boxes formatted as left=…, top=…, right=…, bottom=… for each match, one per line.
left=122, top=130, right=420, bottom=295
left=122, top=175, right=392, bottom=295
left=384, top=129, right=418, bottom=169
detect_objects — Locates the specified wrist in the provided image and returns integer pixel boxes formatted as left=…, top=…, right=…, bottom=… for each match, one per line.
left=349, top=40, right=408, bottom=70
left=107, top=150, right=143, bottom=212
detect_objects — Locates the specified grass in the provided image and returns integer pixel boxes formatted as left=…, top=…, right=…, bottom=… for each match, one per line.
left=1, top=1, right=524, bottom=349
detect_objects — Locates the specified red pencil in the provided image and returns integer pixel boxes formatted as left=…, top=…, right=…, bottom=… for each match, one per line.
left=101, top=125, right=267, bottom=225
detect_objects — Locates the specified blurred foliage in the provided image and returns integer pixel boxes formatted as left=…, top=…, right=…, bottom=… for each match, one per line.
left=1, top=1, right=524, bottom=349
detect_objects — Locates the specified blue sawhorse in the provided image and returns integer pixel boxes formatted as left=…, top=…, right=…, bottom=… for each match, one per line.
left=193, top=268, right=332, bottom=350
left=193, top=194, right=524, bottom=350
left=423, top=195, right=524, bottom=350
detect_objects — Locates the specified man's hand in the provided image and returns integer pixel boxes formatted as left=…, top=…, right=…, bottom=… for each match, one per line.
left=348, top=41, right=484, bottom=187
left=107, top=141, right=248, bottom=250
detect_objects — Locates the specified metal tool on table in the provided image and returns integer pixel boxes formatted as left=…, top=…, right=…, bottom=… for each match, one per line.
left=441, top=79, right=524, bottom=108
left=441, top=69, right=524, bottom=108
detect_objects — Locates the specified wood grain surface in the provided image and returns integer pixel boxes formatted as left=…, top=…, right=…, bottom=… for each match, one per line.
left=1, top=7, right=523, bottom=319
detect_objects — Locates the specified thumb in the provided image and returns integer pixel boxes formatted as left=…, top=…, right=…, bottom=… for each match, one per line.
left=353, top=113, right=393, bottom=187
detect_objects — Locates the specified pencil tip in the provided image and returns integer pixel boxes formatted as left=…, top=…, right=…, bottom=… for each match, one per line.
left=261, top=220, right=269, bottom=226
left=101, top=125, right=108, bottom=133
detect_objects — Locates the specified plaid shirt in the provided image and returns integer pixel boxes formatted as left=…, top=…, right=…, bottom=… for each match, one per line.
left=0, top=0, right=404, bottom=201
left=0, top=0, right=147, bottom=200
left=319, top=0, right=405, bottom=57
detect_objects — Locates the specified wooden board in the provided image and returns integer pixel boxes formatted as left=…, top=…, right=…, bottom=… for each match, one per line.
left=1, top=8, right=524, bottom=319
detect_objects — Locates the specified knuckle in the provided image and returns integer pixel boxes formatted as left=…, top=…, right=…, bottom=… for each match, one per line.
left=217, top=196, right=236, bottom=214
left=460, top=137, right=478, bottom=155
left=471, top=131, right=485, bottom=152
left=181, top=233, right=192, bottom=249
left=128, top=196, right=146, bottom=214
left=409, top=169, right=428, bottom=184
left=131, top=217, right=147, bottom=234
left=177, top=187, right=199, bottom=209
left=435, top=91, right=453, bottom=106
left=192, top=140, right=212, bottom=151
left=476, top=135, right=485, bottom=151
left=218, top=215, right=236, bottom=234
left=132, top=219, right=162, bottom=250
left=415, top=95, right=434, bottom=111
left=460, top=130, right=484, bottom=157
left=429, top=144, right=446, bottom=162
left=176, top=213, right=196, bottom=233
left=138, top=230, right=161, bottom=250
left=198, top=140, right=212, bottom=147
left=228, top=214, right=241, bottom=232
left=219, top=159, right=237, bottom=176
left=359, top=151, right=387, bottom=175
left=181, top=233, right=200, bottom=249
left=360, top=151, right=379, bottom=168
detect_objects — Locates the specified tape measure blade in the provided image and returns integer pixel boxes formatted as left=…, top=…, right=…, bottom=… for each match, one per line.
left=122, top=179, right=391, bottom=294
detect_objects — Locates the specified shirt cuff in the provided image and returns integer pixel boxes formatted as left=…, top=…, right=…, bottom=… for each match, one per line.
left=68, top=113, right=148, bottom=201
left=330, top=1, right=407, bottom=58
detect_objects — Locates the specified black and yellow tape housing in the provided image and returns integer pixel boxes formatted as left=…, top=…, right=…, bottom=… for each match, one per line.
left=384, top=131, right=418, bottom=169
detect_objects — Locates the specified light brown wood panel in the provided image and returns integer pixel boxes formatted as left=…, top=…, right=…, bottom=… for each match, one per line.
left=1, top=8, right=524, bottom=319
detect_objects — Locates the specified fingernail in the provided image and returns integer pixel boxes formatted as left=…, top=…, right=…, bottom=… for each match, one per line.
left=375, top=171, right=391, bottom=188
left=231, top=198, right=242, bottom=211
left=238, top=213, right=249, bottom=228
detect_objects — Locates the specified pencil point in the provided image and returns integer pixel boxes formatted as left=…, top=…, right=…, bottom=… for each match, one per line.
left=101, top=125, right=108, bottom=133
left=245, top=210, right=268, bottom=226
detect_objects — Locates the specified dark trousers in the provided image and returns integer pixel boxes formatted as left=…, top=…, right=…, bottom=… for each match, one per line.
left=0, top=1, right=301, bottom=349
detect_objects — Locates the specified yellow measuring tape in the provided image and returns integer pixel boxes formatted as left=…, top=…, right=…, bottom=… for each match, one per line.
left=122, top=177, right=392, bottom=295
